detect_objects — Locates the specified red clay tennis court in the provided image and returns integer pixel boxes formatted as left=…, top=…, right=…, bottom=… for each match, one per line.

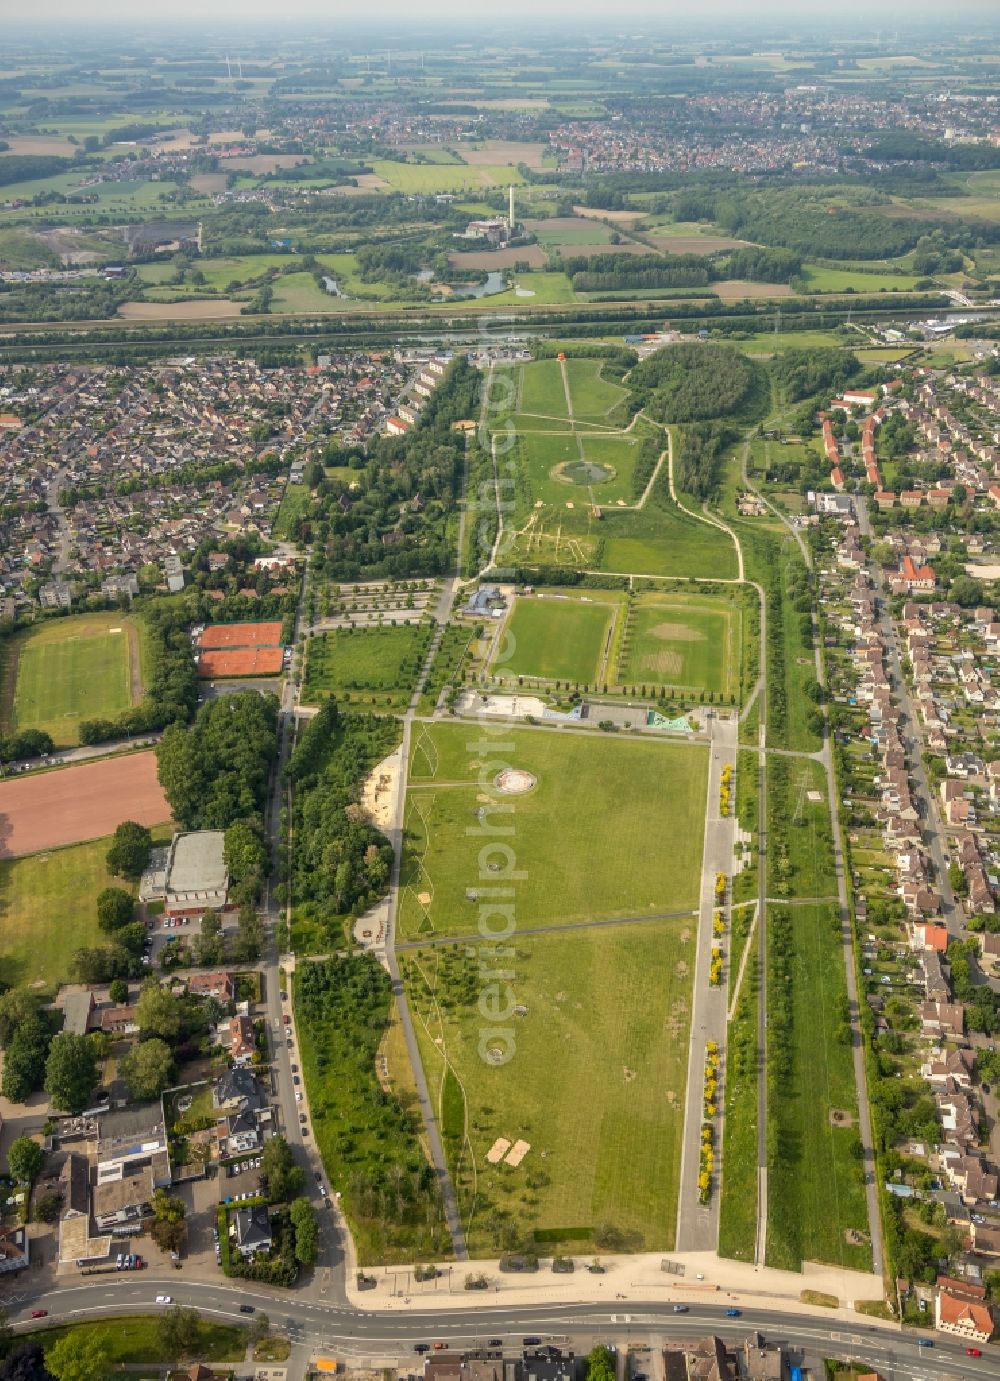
left=198, top=622, right=283, bottom=649
left=197, top=647, right=285, bottom=679
left=0, top=751, right=170, bottom=859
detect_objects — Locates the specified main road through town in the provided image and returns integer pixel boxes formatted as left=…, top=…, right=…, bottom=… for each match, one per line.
left=2, top=1277, right=991, bottom=1381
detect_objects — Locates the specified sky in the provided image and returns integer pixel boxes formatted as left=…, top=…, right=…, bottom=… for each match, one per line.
left=11, top=0, right=1000, bottom=25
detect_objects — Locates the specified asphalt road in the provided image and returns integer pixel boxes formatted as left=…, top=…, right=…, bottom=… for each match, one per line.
left=5, top=1278, right=994, bottom=1381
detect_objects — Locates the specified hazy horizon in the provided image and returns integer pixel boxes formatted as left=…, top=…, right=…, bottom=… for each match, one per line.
left=7, top=0, right=1000, bottom=28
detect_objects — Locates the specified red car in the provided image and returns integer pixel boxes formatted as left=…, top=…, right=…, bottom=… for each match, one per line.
left=30, top=1311, right=47, bottom=1319
left=283, top=1014, right=291, bottom=1025
left=433, top=1344, right=448, bottom=1351
left=967, top=1348, right=982, bottom=1358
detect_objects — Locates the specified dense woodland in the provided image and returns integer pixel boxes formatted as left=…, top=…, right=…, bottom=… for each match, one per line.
left=155, top=691, right=278, bottom=831
left=287, top=698, right=398, bottom=933
left=629, top=342, right=763, bottom=422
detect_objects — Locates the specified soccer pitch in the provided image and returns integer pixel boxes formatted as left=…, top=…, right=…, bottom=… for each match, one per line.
left=2, top=614, right=138, bottom=746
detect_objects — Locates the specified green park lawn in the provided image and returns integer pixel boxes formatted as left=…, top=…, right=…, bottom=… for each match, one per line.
left=400, top=722, right=707, bottom=940
left=2, top=613, right=138, bottom=746
left=617, top=591, right=742, bottom=698
left=404, top=918, right=694, bottom=1254
left=0, top=836, right=135, bottom=991
left=496, top=592, right=621, bottom=684
left=598, top=499, right=739, bottom=580
left=766, top=903, right=871, bottom=1272
left=40, top=1316, right=245, bottom=1366
left=564, top=358, right=628, bottom=421
left=302, top=622, right=434, bottom=709
left=518, top=359, right=571, bottom=418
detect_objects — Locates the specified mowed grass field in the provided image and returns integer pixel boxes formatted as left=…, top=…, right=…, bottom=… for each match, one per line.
left=302, top=622, right=433, bottom=709
left=405, top=919, right=694, bottom=1253
left=497, top=592, right=621, bottom=684
left=1, top=613, right=138, bottom=747
left=564, top=358, right=628, bottom=422
left=400, top=722, right=707, bottom=940
left=617, top=591, right=742, bottom=698
left=767, top=902, right=871, bottom=1272
left=599, top=500, right=740, bottom=580
left=0, top=836, right=136, bottom=991
left=518, top=359, right=570, bottom=417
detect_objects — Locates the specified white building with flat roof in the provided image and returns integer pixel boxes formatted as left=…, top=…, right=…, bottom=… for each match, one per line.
left=163, top=831, right=230, bottom=916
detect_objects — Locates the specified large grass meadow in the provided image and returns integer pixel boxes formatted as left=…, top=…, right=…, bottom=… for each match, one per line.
left=1, top=613, right=138, bottom=746
left=496, top=591, right=622, bottom=684
left=404, top=918, right=694, bottom=1254
left=399, top=722, right=707, bottom=941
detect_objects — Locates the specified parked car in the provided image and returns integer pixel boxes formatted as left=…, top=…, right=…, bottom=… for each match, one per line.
left=414, top=1345, right=430, bottom=1354
left=433, top=1343, right=449, bottom=1351
left=488, top=1340, right=503, bottom=1348
left=523, top=1338, right=541, bottom=1346
left=283, top=1014, right=291, bottom=1025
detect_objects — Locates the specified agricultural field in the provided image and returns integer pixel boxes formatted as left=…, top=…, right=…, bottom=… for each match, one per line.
left=799, top=263, right=922, bottom=293
left=302, top=622, right=434, bottom=710
left=616, top=590, right=742, bottom=700
left=399, top=721, right=707, bottom=940
left=370, top=159, right=527, bottom=193
left=0, top=834, right=152, bottom=992
left=767, top=902, right=871, bottom=1272
left=405, top=919, right=694, bottom=1254
left=0, top=613, right=140, bottom=747
left=495, top=591, right=622, bottom=684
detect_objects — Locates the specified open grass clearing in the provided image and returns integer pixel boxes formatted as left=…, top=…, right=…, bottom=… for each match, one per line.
left=404, top=919, right=694, bottom=1254
left=517, top=358, right=570, bottom=418
left=496, top=590, right=622, bottom=684
left=564, top=357, right=628, bottom=422
left=766, top=902, right=871, bottom=1272
left=1, top=611, right=140, bottom=747
left=598, top=500, right=739, bottom=580
left=0, top=829, right=167, bottom=993
left=401, top=721, right=707, bottom=940
left=617, top=589, right=742, bottom=700
left=39, top=1315, right=245, bottom=1366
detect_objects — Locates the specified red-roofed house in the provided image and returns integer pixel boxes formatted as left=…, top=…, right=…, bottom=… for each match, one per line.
left=831, top=466, right=845, bottom=492
left=936, top=1281, right=994, bottom=1343
left=911, top=922, right=949, bottom=954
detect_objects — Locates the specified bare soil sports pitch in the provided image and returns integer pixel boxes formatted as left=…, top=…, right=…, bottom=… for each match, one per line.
left=0, top=751, right=169, bottom=858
